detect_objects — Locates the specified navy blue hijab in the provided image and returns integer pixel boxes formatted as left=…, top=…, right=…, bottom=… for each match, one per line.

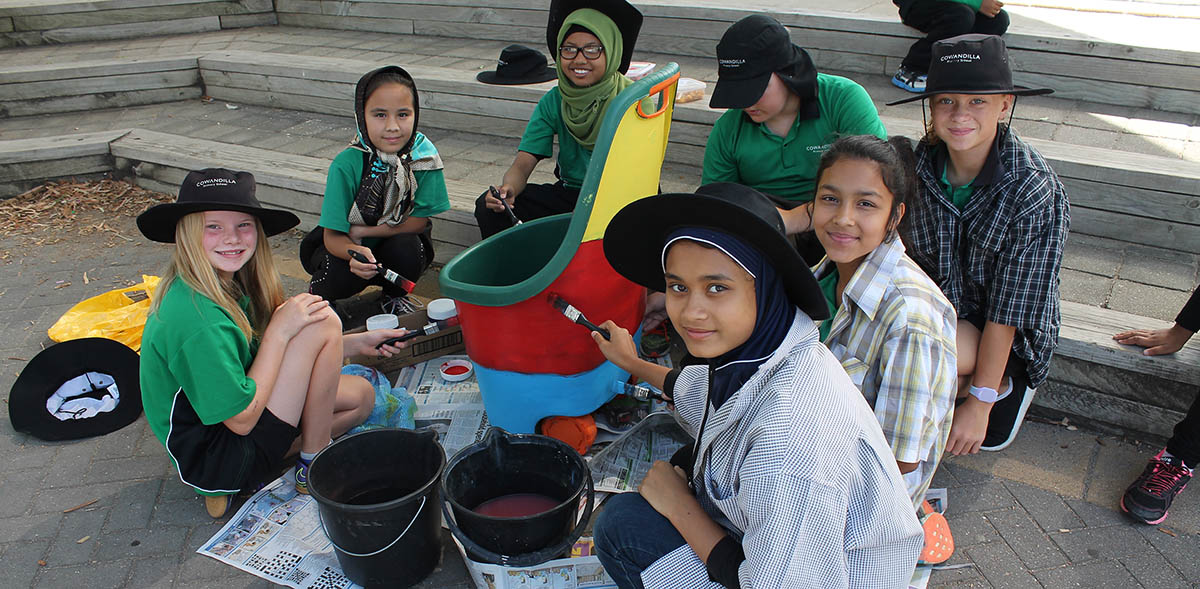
left=663, top=227, right=796, bottom=409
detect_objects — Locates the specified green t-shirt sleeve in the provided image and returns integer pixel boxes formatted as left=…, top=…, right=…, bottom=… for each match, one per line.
left=942, top=0, right=984, bottom=11
left=833, top=80, right=887, bottom=140
left=517, top=89, right=559, bottom=159
left=411, top=169, right=450, bottom=218
left=168, top=322, right=256, bottom=426
left=702, top=110, right=742, bottom=185
left=319, top=149, right=361, bottom=234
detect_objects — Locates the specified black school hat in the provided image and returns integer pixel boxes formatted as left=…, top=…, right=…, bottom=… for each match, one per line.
left=137, top=168, right=300, bottom=243
left=710, top=14, right=818, bottom=110
left=9, top=338, right=142, bottom=441
left=547, top=0, right=643, bottom=75
left=477, top=45, right=558, bottom=85
left=887, top=34, right=1053, bottom=105
left=603, top=183, right=828, bottom=320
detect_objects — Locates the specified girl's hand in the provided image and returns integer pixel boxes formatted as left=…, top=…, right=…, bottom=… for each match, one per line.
left=347, top=224, right=371, bottom=243
left=946, top=397, right=989, bottom=455
left=346, top=244, right=379, bottom=280
left=484, top=185, right=518, bottom=212
left=980, top=0, right=1004, bottom=17
left=639, top=461, right=693, bottom=520
left=1114, top=325, right=1194, bottom=356
left=269, top=293, right=333, bottom=341
left=591, top=320, right=638, bottom=372
left=344, top=329, right=409, bottom=359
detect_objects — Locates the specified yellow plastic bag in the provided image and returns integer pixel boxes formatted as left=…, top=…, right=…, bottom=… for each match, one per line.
left=48, top=275, right=160, bottom=352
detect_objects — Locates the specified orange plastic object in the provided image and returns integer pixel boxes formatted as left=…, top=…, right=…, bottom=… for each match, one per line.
left=918, top=500, right=954, bottom=565
left=636, top=72, right=680, bottom=119
left=538, top=415, right=598, bottom=455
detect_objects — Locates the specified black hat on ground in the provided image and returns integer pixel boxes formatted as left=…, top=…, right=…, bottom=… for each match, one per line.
left=136, top=168, right=300, bottom=243
left=477, top=45, right=558, bottom=85
left=9, top=338, right=142, bottom=441
left=603, top=183, right=828, bottom=320
left=886, top=34, right=1054, bottom=105
left=546, top=0, right=643, bottom=75
left=710, top=14, right=819, bottom=110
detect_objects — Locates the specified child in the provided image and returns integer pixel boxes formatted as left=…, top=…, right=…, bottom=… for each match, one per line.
left=138, top=169, right=407, bottom=519
left=888, top=34, right=1069, bottom=454
left=474, top=0, right=641, bottom=239
left=590, top=183, right=922, bottom=588
left=892, top=0, right=1010, bottom=93
left=702, top=14, right=886, bottom=262
left=302, top=66, right=450, bottom=308
left=1115, top=288, right=1199, bottom=524
left=810, top=135, right=957, bottom=508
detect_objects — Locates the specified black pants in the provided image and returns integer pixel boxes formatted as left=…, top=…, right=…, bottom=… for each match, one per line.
left=474, top=181, right=580, bottom=240
left=1167, top=392, right=1200, bottom=466
left=302, top=229, right=432, bottom=302
left=900, top=1, right=1010, bottom=72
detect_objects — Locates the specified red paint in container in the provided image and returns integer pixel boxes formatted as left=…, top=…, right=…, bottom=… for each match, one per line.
left=442, top=364, right=469, bottom=376
left=472, top=493, right=561, bottom=518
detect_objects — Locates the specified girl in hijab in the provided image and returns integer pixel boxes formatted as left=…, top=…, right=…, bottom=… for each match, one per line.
left=590, top=183, right=922, bottom=588
left=473, top=0, right=642, bottom=239
left=302, top=66, right=450, bottom=307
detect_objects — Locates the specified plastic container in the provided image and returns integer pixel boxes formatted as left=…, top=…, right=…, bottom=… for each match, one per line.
left=442, top=428, right=594, bottom=566
left=626, top=61, right=655, bottom=81
left=439, top=359, right=474, bottom=382
left=308, top=428, right=446, bottom=588
left=427, top=298, right=457, bottom=321
left=365, top=313, right=398, bottom=331
left=675, top=78, right=705, bottom=103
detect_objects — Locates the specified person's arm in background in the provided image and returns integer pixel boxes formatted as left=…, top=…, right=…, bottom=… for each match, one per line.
left=1114, top=289, right=1199, bottom=355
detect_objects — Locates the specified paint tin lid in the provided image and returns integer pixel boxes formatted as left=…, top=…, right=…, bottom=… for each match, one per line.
left=440, top=359, right=473, bottom=382
left=427, top=298, right=458, bottom=321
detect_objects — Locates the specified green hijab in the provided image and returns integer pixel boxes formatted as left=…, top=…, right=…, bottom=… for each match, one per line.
left=556, top=8, right=631, bottom=150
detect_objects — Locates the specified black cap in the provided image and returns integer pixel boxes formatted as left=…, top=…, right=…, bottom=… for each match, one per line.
left=710, top=15, right=818, bottom=109
left=477, top=45, right=558, bottom=85
left=136, top=168, right=300, bottom=243
left=887, top=34, right=1053, bottom=105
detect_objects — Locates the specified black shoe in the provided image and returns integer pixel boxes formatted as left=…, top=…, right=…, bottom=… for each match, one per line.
left=980, top=385, right=1036, bottom=451
left=1121, top=448, right=1192, bottom=524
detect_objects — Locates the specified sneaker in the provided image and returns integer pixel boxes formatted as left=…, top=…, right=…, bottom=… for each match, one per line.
left=892, top=66, right=927, bottom=93
left=205, top=494, right=232, bottom=518
left=381, top=293, right=424, bottom=317
left=294, top=457, right=312, bottom=495
left=980, top=384, right=1036, bottom=452
left=1121, top=449, right=1192, bottom=524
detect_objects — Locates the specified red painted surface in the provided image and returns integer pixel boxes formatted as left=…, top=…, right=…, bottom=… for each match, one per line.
left=456, top=240, right=645, bottom=375
left=472, top=493, right=561, bottom=518
left=442, top=364, right=470, bottom=376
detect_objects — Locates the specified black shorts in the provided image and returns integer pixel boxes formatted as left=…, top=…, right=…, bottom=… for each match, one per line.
left=191, top=409, right=299, bottom=493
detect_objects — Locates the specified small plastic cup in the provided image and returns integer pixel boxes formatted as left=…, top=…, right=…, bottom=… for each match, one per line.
left=366, top=313, right=399, bottom=331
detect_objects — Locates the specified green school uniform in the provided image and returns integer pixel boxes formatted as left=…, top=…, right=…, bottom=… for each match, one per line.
left=702, top=73, right=887, bottom=203
left=519, top=87, right=593, bottom=190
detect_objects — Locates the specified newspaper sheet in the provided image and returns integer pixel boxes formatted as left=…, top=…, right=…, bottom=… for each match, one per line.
left=587, top=413, right=693, bottom=494
left=396, top=354, right=489, bottom=458
left=198, top=474, right=360, bottom=589
left=452, top=535, right=617, bottom=589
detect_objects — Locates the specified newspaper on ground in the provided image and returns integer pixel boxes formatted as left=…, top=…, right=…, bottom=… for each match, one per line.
left=396, top=354, right=489, bottom=458
left=587, top=412, right=693, bottom=494
left=452, top=534, right=617, bottom=589
left=198, top=473, right=360, bottom=589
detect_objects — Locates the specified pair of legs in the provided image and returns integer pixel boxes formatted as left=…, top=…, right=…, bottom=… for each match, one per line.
left=473, top=181, right=580, bottom=240
left=594, top=493, right=687, bottom=589
left=303, top=230, right=432, bottom=302
left=899, top=1, right=1010, bottom=73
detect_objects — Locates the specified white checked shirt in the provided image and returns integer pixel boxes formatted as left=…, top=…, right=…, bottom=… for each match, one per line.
left=640, top=313, right=923, bottom=588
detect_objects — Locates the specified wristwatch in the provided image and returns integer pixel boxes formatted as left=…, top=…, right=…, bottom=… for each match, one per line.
left=968, top=385, right=999, bottom=404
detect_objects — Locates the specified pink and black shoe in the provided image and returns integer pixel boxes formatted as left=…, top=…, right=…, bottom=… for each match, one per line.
left=1120, top=448, right=1192, bottom=524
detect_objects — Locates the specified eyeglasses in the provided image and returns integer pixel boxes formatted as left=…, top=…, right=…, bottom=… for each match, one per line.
left=559, top=45, right=604, bottom=60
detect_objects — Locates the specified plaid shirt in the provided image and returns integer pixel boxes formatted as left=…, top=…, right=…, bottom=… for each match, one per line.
left=814, top=237, right=957, bottom=508
left=905, top=129, right=1070, bottom=387
left=641, top=314, right=922, bottom=588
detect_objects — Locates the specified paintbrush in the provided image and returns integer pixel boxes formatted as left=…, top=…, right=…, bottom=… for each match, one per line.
left=547, top=293, right=610, bottom=341
left=375, top=316, right=461, bottom=349
left=490, top=185, right=521, bottom=226
left=347, top=249, right=416, bottom=293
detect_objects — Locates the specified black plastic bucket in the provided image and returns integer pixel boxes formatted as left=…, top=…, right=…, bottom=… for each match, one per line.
left=308, top=428, right=445, bottom=588
left=442, top=427, right=594, bottom=567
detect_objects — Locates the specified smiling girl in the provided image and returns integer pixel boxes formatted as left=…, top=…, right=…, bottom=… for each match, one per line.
left=474, top=0, right=642, bottom=239
left=302, top=66, right=450, bottom=308
left=809, top=135, right=957, bottom=509
left=589, top=183, right=921, bottom=588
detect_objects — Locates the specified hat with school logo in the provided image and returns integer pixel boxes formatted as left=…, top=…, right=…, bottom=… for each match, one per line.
left=477, top=45, right=558, bottom=85
left=709, top=14, right=819, bottom=110
left=9, top=338, right=143, bottom=441
left=137, top=168, right=300, bottom=243
left=886, top=34, right=1054, bottom=105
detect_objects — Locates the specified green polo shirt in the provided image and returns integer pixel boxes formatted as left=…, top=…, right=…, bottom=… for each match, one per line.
left=702, top=73, right=887, bottom=203
left=518, top=87, right=591, bottom=190
left=816, top=267, right=840, bottom=341
left=319, top=132, right=450, bottom=248
left=938, top=162, right=975, bottom=211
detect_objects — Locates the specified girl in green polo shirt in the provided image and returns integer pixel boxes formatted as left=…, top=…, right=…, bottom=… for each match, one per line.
left=474, top=0, right=642, bottom=239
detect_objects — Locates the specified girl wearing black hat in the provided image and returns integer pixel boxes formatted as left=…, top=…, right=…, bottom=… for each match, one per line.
left=589, top=184, right=922, bottom=588
left=474, top=0, right=642, bottom=239
left=888, top=34, right=1069, bottom=455
left=139, top=169, right=409, bottom=518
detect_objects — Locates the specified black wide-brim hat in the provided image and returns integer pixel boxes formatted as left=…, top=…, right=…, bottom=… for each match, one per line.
left=477, top=44, right=558, bottom=85
left=603, top=183, right=828, bottom=321
left=137, top=168, right=300, bottom=243
left=887, top=33, right=1053, bottom=105
left=9, top=338, right=142, bottom=441
left=547, top=0, right=642, bottom=75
